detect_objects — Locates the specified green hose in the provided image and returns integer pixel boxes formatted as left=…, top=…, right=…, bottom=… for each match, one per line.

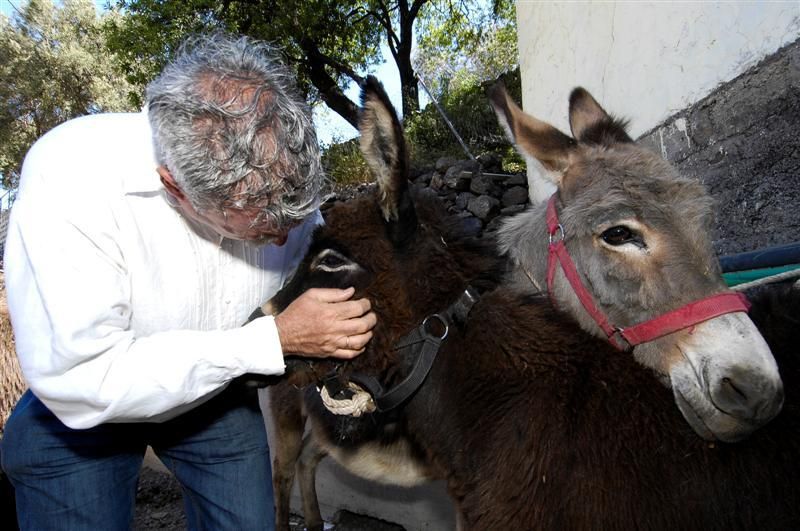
left=723, top=264, right=800, bottom=287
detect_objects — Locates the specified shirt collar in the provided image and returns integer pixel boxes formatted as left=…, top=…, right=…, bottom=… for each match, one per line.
left=122, top=108, right=164, bottom=196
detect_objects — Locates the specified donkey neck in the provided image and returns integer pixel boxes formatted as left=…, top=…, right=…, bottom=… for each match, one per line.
left=500, top=199, right=617, bottom=342
left=500, top=202, right=551, bottom=295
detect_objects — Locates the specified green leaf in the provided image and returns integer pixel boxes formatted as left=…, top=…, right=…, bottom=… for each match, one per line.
left=0, top=0, right=137, bottom=191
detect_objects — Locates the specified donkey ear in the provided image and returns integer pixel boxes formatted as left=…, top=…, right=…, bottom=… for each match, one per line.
left=359, top=76, right=417, bottom=244
left=569, top=87, right=632, bottom=145
left=489, top=83, right=575, bottom=178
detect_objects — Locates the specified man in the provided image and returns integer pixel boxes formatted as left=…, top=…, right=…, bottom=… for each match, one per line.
left=1, top=33, right=376, bottom=529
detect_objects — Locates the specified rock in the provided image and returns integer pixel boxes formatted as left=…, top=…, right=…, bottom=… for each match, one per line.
left=484, top=215, right=507, bottom=233
left=429, top=172, right=445, bottom=191
left=444, top=160, right=481, bottom=188
left=459, top=215, right=484, bottom=236
left=435, top=156, right=461, bottom=172
left=502, top=186, right=529, bottom=207
left=505, top=173, right=528, bottom=186
left=488, top=172, right=512, bottom=183
left=467, top=195, right=500, bottom=220
left=413, top=171, right=434, bottom=185
left=443, top=167, right=472, bottom=191
left=501, top=204, right=527, bottom=216
left=409, top=165, right=432, bottom=181
left=455, top=192, right=475, bottom=210
left=410, top=181, right=427, bottom=194
left=469, top=174, right=499, bottom=196
left=478, top=152, right=503, bottom=172
left=441, top=191, right=457, bottom=211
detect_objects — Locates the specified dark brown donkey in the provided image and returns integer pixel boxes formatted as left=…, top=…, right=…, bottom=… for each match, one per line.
left=266, top=77, right=505, bottom=530
left=265, top=79, right=793, bottom=530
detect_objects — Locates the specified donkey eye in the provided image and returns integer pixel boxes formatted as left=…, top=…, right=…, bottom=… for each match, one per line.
left=313, top=249, right=354, bottom=272
left=319, top=254, right=346, bottom=268
left=601, top=226, right=636, bottom=246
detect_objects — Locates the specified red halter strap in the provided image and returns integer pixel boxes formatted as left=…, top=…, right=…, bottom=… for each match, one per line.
left=545, top=195, right=750, bottom=350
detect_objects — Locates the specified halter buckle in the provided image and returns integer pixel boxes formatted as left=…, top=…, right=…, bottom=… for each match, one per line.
left=609, top=327, right=632, bottom=351
left=422, top=314, right=449, bottom=340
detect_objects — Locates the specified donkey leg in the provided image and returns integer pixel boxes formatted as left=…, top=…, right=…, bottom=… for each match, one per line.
left=456, top=510, right=465, bottom=531
left=269, top=385, right=306, bottom=531
left=297, top=434, right=329, bottom=531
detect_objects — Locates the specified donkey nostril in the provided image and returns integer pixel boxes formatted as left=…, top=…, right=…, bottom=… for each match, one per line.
left=721, top=377, right=747, bottom=400
left=712, top=375, right=755, bottom=418
left=711, top=370, right=782, bottom=422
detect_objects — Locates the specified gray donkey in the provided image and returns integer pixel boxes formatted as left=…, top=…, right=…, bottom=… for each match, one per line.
left=490, top=85, right=782, bottom=442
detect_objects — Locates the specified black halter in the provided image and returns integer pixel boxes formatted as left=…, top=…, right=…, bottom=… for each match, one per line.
left=323, top=287, right=480, bottom=413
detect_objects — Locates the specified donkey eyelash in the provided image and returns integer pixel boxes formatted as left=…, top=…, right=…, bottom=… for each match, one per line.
left=597, top=219, right=649, bottom=250
left=312, top=249, right=359, bottom=273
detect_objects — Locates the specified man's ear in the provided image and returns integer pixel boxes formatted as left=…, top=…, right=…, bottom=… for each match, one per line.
left=157, top=166, right=186, bottom=201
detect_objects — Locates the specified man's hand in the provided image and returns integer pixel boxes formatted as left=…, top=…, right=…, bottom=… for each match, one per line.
left=274, top=287, right=377, bottom=359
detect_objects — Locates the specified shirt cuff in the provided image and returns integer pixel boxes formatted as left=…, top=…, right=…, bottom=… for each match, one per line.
left=233, top=315, right=286, bottom=376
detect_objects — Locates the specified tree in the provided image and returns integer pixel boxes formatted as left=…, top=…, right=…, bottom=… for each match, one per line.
left=106, top=0, right=384, bottom=127
left=413, top=0, right=517, bottom=97
left=366, top=0, right=426, bottom=117
left=106, top=1, right=509, bottom=127
left=0, top=0, right=137, bottom=192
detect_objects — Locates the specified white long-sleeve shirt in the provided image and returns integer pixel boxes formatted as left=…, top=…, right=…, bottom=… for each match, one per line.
left=4, top=110, right=321, bottom=429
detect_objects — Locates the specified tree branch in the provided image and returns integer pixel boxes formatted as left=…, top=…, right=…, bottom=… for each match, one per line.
left=297, top=37, right=359, bottom=127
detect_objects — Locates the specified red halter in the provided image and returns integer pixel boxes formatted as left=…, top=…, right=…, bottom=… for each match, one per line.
left=545, top=195, right=750, bottom=351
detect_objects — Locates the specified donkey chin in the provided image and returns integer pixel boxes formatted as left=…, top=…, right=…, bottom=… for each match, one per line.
left=657, top=313, right=785, bottom=442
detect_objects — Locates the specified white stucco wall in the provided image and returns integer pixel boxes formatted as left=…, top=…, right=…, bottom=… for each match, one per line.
left=516, top=0, right=800, bottom=136
left=515, top=0, right=800, bottom=201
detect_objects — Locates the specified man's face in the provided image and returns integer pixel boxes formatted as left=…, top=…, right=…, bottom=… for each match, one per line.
left=200, top=202, right=299, bottom=246
left=158, top=166, right=299, bottom=246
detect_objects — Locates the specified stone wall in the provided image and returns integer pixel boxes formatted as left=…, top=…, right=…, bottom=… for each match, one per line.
left=402, top=153, right=526, bottom=235
left=638, top=39, right=800, bottom=256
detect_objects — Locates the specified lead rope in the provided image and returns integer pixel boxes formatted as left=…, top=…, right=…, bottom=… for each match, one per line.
left=319, top=287, right=478, bottom=417
left=320, top=382, right=376, bottom=417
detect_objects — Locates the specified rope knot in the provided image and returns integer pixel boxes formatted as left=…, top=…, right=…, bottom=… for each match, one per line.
left=319, top=382, right=377, bottom=416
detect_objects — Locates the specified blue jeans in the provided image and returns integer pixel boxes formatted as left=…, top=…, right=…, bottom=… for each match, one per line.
left=1, top=386, right=275, bottom=530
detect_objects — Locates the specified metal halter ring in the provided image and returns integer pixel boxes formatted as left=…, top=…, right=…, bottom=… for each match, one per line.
left=549, top=223, right=565, bottom=244
left=422, top=314, right=449, bottom=340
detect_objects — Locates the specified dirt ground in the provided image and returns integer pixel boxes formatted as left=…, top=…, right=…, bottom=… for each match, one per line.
left=133, top=467, right=187, bottom=530
left=133, top=466, right=405, bottom=531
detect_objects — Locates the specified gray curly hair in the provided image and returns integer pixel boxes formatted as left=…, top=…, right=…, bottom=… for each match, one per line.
left=146, top=32, right=323, bottom=227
